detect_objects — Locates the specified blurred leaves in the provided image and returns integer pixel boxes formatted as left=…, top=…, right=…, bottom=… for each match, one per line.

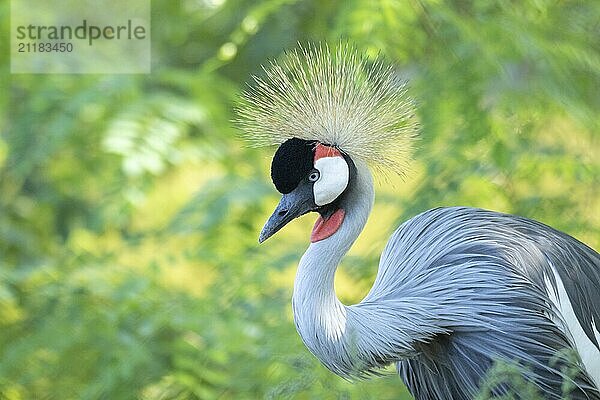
left=1, top=0, right=599, bottom=399
left=103, top=94, right=205, bottom=177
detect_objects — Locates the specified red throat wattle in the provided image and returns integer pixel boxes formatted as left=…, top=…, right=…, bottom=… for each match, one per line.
left=311, top=208, right=345, bottom=243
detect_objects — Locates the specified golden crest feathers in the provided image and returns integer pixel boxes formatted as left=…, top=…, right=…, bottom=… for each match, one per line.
left=236, top=43, right=419, bottom=175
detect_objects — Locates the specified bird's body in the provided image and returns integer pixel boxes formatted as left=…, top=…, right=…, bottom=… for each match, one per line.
left=292, top=160, right=600, bottom=399
left=395, top=207, right=600, bottom=399
left=239, top=44, right=600, bottom=399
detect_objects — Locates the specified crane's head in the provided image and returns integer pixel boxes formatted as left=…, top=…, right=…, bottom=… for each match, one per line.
left=236, top=43, right=419, bottom=243
left=258, top=138, right=355, bottom=243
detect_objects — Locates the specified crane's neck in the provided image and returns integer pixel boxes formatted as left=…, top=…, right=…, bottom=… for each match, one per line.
left=292, top=160, right=374, bottom=376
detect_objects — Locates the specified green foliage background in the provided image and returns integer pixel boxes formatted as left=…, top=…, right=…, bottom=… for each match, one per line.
left=1, top=0, right=599, bottom=399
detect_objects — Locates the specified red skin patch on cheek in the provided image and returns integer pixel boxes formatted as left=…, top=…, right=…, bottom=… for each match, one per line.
left=314, top=143, right=341, bottom=161
left=310, top=208, right=345, bottom=243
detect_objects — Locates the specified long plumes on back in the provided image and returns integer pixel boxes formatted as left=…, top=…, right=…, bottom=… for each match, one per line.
left=236, top=43, right=419, bottom=176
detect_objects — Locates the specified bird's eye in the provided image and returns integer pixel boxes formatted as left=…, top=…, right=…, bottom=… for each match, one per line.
left=308, top=170, right=320, bottom=182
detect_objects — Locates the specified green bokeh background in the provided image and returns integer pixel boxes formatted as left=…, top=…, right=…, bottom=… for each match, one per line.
left=1, top=1, right=599, bottom=399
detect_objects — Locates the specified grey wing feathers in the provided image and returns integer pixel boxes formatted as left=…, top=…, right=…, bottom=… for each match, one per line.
left=502, top=212, right=600, bottom=350
left=373, top=206, right=600, bottom=350
left=364, top=207, right=600, bottom=399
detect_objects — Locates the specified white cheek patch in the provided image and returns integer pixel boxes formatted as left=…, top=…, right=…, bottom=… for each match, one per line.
left=313, top=156, right=349, bottom=206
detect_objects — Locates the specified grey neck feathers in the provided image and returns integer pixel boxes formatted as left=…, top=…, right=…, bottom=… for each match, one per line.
left=292, top=160, right=375, bottom=377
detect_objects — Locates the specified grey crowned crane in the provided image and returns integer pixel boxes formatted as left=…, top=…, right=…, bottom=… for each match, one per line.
left=237, top=45, right=600, bottom=399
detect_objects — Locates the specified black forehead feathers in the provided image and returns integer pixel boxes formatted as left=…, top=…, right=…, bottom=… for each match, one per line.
left=271, top=138, right=316, bottom=194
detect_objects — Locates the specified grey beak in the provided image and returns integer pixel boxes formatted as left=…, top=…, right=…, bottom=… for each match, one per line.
left=259, top=184, right=315, bottom=243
